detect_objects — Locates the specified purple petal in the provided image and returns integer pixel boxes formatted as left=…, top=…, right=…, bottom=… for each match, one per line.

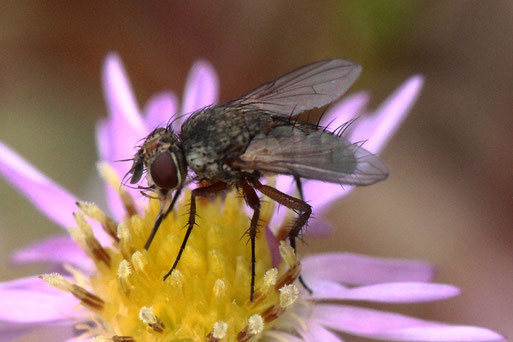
left=11, top=235, right=93, bottom=272
left=269, top=175, right=294, bottom=231
left=101, top=53, right=147, bottom=167
left=0, top=142, right=78, bottom=228
left=181, top=60, right=219, bottom=120
left=0, top=286, right=81, bottom=323
left=321, top=92, right=370, bottom=131
left=315, top=304, right=504, bottom=341
left=0, top=322, right=36, bottom=341
left=299, top=322, right=344, bottom=342
left=269, top=175, right=340, bottom=237
left=302, top=180, right=353, bottom=212
left=265, top=226, right=281, bottom=268
left=95, top=119, right=111, bottom=162
left=102, top=53, right=145, bottom=135
left=144, top=92, right=179, bottom=130
left=0, top=276, right=56, bottom=292
left=350, top=75, right=424, bottom=154
left=302, top=252, right=435, bottom=285
left=0, top=322, right=75, bottom=342
left=373, top=326, right=505, bottom=342
left=308, top=280, right=460, bottom=303
left=101, top=55, right=150, bottom=219
left=265, top=332, right=304, bottom=342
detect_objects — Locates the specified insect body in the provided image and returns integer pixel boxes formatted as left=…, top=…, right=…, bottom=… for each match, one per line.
left=128, top=59, right=388, bottom=300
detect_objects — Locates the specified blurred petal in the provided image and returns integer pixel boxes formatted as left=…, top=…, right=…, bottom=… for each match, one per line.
left=321, top=92, right=369, bottom=131
left=95, top=118, right=110, bottom=162
left=181, top=60, right=219, bottom=119
left=304, top=217, right=333, bottom=237
left=102, top=53, right=145, bottom=133
left=302, top=180, right=352, bottom=212
left=374, top=326, right=505, bottom=342
left=0, top=287, right=81, bottom=323
left=0, top=322, right=35, bottom=341
left=350, top=75, right=424, bottom=154
left=315, top=304, right=503, bottom=342
left=269, top=175, right=294, bottom=230
left=300, top=323, right=343, bottom=342
left=265, top=332, right=304, bottom=342
left=11, top=235, right=93, bottom=271
left=101, top=53, right=146, bottom=166
left=144, top=91, right=179, bottom=130
left=308, top=280, right=460, bottom=303
left=0, top=142, right=77, bottom=228
left=265, top=226, right=281, bottom=268
left=0, top=276, right=54, bottom=292
left=302, top=252, right=435, bottom=285
left=101, top=54, right=149, bottom=218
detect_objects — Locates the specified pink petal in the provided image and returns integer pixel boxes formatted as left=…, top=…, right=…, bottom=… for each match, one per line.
left=0, top=142, right=78, bottom=228
left=373, top=326, right=505, bottom=342
left=102, top=53, right=145, bottom=134
left=299, top=322, right=344, bottom=342
left=314, top=304, right=503, bottom=341
left=320, top=92, right=370, bottom=131
left=269, top=175, right=294, bottom=231
left=350, top=75, right=424, bottom=154
left=0, top=276, right=56, bottom=292
left=180, top=60, right=219, bottom=120
left=101, top=54, right=146, bottom=165
left=95, top=119, right=111, bottom=163
left=11, top=235, right=93, bottom=272
left=301, top=180, right=353, bottom=212
left=265, top=226, right=281, bottom=268
left=144, top=92, right=179, bottom=130
left=302, top=252, right=435, bottom=285
left=0, top=286, right=81, bottom=323
left=270, top=177, right=334, bottom=237
left=0, top=322, right=75, bottom=342
left=308, top=280, right=460, bottom=303
left=101, top=54, right=148, bottom=219
left=0, top=322, right=35, bottom=341
left=265, top=332, right=304, bottom=342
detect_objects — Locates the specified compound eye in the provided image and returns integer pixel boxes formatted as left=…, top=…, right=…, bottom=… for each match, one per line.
left=150, top=152, right=179, bottom=190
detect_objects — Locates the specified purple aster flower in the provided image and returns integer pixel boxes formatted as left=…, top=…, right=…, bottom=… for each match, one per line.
left=0, top=53, right=504, bottom=341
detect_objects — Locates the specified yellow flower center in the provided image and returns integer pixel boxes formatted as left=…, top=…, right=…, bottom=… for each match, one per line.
left=42, top=163, right=302, bottom=341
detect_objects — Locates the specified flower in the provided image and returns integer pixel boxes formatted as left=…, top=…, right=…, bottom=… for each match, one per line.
left=0, top=53, right=504, bottom=341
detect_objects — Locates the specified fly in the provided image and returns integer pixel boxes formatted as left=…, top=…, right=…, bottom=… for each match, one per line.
left=127, top=59, right=388, bottom=301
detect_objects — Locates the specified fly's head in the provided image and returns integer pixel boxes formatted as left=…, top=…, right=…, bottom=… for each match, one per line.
left=128, top=127, right=187, bottom=198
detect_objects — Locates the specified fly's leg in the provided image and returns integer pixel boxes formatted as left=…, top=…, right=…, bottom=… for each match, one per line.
left=251, top=179, right=313, bottom=293
left=144, top=187, right=183, bottom=250
left=241, top=181, right=261, bottom=302
left=163, top=181, right=227, bottom=281
left=294, top=175, right=304, bottom=201
left=292, top=175, right=313, bottom=294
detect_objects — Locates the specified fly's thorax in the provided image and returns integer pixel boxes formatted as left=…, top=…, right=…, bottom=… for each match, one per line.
left=181, top=107, right=254, bottom=180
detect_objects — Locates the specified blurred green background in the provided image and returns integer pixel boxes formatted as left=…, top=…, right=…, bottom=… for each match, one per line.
left=1, top=1, right=512, bottom=340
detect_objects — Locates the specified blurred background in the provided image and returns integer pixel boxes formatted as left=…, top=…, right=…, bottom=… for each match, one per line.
left=1, top=1, right=511, bottom=340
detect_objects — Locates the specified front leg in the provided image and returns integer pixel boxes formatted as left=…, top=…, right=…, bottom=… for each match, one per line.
left=144, top=187, right=183, bottom=250
left=163, top=181, right=227, bottom=281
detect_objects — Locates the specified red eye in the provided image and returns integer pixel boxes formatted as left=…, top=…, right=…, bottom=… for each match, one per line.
left=150, top=153, right=178, bottom=190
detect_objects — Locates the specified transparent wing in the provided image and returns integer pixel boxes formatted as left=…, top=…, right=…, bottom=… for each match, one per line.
left=229, top=59, right=361, bottom=116
left=238, top=126, right=388, bottom=185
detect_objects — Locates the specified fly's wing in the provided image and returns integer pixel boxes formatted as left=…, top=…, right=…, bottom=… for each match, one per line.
left=238, top=126, right=388, bottom=185
left=229, top=59, right=361, bottom=116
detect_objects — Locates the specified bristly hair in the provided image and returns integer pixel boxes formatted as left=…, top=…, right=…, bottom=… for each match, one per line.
left=333, top=117, right=359, bottom=137
left=165, top=111, right=189, bottom=131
